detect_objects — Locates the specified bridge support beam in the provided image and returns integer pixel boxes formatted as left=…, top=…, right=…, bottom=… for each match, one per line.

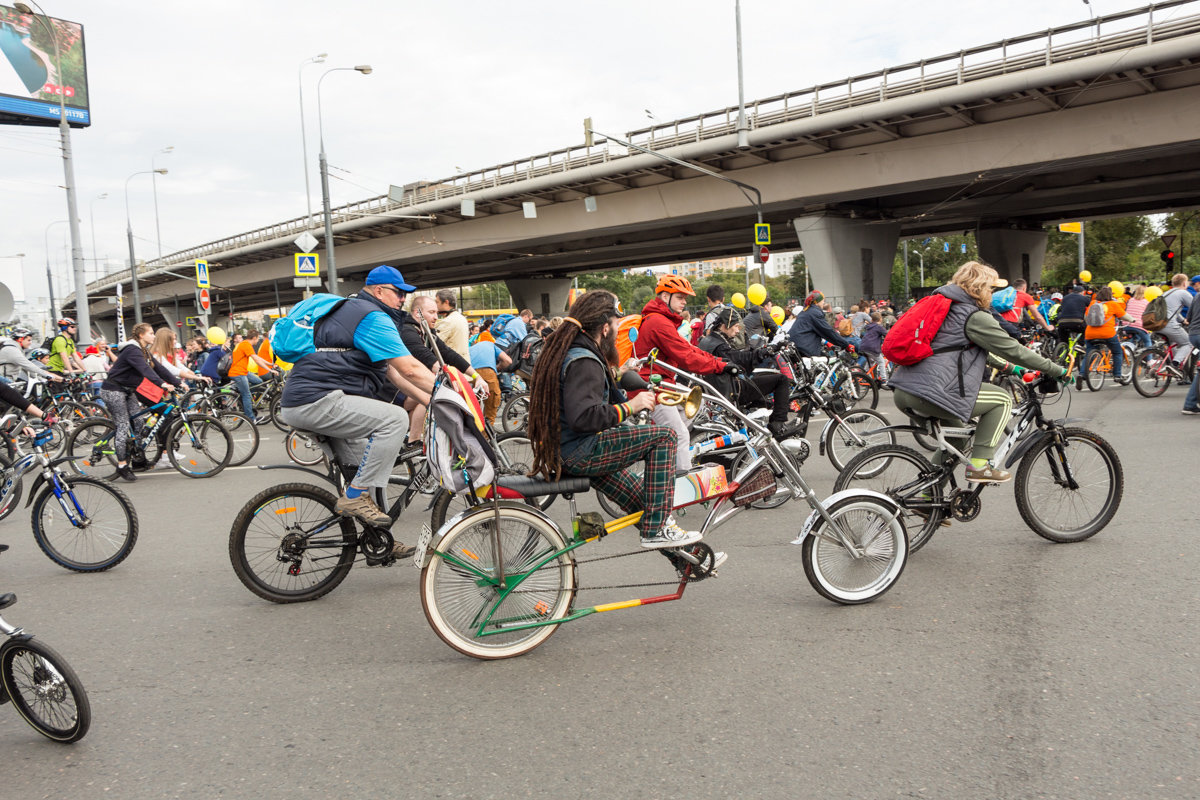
left=976, top=226, right=1048, bottom=287
left=790, top=215, right=900, bottom=303
left=505, top=277, right=573, bottom=317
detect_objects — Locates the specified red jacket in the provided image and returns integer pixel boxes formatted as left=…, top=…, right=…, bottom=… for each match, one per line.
left=633, top=297, right=726, bottom=388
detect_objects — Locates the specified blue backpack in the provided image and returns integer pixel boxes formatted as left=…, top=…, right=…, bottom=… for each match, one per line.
left=269, top=293, right=349, bottom=363
left=489, top=314, right=516, bottom=339
left=991, top=287, right=1017, bottom=314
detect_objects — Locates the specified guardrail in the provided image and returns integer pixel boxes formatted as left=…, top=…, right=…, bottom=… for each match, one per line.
left=92, top=1, right=1200, bottom=289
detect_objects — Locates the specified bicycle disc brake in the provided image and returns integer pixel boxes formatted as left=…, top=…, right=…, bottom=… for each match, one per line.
left=949, top=491, right=982, bottom=522
left=360, top=527, right=395, bottom=566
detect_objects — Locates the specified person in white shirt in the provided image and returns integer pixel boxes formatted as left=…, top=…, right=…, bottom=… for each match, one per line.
left=434, top=289, right=471, bottom=361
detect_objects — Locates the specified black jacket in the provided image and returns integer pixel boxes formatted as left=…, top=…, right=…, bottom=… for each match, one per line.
left=400, top=314, right=471, bottom=374
left=698, top=332, right=768, bottom=398
left=788, top=304, right=850, bottom=356
left=101, top=343, right=180, bottom=393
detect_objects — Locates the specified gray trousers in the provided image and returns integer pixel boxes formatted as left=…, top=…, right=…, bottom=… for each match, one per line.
left=278, top=390, right=409, bottom=489
left=651, top=403, right=691, bottom=472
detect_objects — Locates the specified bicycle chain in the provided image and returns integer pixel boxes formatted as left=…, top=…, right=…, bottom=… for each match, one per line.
left=507, top=546, right=708, bottom=593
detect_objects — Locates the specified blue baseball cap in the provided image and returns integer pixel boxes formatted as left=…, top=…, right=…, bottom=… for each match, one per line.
left=364, top=265, right=416, bottom=292
left=1190, top=274, right=1200, bottom=283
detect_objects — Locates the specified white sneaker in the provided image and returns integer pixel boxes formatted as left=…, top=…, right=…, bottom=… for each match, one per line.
left=712, top=551, right=728, bottom=571
left=641, top=516, right=703, bottom=549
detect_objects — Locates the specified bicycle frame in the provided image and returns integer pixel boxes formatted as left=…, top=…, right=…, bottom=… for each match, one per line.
left=1, top=416, right=90, bottom=526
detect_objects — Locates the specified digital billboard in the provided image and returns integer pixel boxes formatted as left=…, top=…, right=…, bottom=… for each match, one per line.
left=0, top=4, right=88, bottom=127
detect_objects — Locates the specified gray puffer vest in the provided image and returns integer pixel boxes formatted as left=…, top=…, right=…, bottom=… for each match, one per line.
left=887, top=284, right=986, bottom=421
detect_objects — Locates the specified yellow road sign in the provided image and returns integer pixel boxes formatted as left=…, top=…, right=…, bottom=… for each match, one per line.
left=294, top=253, right=319, bottom=277
left=754, top=224, right=771, bottom=246
left=1058, top=222, right=1082, bottom=234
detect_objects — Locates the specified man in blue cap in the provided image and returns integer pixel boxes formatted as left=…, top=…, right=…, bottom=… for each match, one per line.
left=279, top=266, right=437, bottom=547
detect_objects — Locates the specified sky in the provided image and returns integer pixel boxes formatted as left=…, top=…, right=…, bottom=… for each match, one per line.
left=0, top=0, right=1152, bottom=307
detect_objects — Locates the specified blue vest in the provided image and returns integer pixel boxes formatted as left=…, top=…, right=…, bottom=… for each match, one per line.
left=281, top=293, right=397, bottom=408
left=559, top=345, right=625, bottom=459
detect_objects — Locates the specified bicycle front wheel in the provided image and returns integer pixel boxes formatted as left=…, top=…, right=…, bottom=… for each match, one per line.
left=167, top=414, right=233, bottom=477
left=61, top=418, right=119, bottom=479
left=1, top=638, right=91, bottom=743
left=31, top=476, right=138, bottom=572
left=1132, top=348, right=1171, bottom=397
left=499, top=392, right=530, bottom=432
left=421, top=505, right=576, bottom=659
left=1014, top=428, right=1123, bottom=543
left=801, top=494, right=908, bottom=604
left=848, top=367, right=880, bottom=410
left=229, top=483, right=357, bottom=603
left=833, top=444, right=945, bottom=553
left=824, top=408, right=894, bottom=472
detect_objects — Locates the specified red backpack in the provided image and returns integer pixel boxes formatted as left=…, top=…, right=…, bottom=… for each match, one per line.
left=882, top=294, right=958, bottom=366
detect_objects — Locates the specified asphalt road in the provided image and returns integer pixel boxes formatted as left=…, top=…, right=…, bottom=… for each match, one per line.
left=1, top=384, right=1197, bottom=800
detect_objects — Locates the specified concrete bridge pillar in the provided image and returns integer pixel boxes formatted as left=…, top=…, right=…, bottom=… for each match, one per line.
left=791, top=215, right=900, bottom=304
left=505, top=277, right=573, bottom=317
left=976, top=226, right=1048, bottom=287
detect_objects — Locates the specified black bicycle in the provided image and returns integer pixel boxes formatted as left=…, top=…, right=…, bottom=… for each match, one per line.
left=832, top=373, right=1122, bottom=552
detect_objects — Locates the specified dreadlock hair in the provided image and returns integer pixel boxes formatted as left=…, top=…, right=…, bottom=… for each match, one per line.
left=527, top=290, right=621, bottom=480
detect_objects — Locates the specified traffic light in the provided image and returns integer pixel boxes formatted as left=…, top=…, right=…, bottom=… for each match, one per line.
left=1161, top=249, right=1176, bottom=271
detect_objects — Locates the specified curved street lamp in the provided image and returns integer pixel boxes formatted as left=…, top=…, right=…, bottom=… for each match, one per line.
left=89, top=192, right=107, bottom=280
left=298, top=53, right=327, bottom=228
left=317, top=65, right=372, bottom=294
left=151, top=146, right=174, bottom=263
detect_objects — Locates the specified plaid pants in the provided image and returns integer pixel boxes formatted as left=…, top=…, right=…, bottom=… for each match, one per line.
left=562, top=424, right=678, bottom=535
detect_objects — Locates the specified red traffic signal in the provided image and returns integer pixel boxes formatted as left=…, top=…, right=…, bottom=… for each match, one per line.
left=1161, top=249, right=1176, bottom=269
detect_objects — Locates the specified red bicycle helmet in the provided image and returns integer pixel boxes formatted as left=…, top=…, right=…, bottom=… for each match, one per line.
left=654, top=275, right=696, bottom=296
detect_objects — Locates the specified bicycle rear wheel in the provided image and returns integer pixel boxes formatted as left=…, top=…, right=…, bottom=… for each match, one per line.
left=285, top=428, right=327, bottom=467
left=62, top=417, right=119, bottom=478
left=229, top=483, right=357, bottom=602
left=1132, top=348, right=1171, bottom=397
left=218, top=411, right=260, bottom=467
left=833, top=444, right=945, bottom=553
left=1084, top=351, right=1107, bottom=391
left=31, top=476, right=138, bottom=572
left=494, top=431, right=554, bottom=511
left=422, top=504, right=576, bottom=659
left=1, top=638, right=91, bottom=743
left=801, top=494, right=908, bottom=604
left=1014, top=428, right=1122, bottom=543
left=499, top=392, right=530, bottom=432
left=167, top=414, right=233, bottom=477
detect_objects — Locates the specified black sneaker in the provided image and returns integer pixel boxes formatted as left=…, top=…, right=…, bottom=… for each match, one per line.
left=117, top=465, right=137, bottom=483
left=768, top=419, right=804, bottom=440
left=396, top=440, right=424, bottom=463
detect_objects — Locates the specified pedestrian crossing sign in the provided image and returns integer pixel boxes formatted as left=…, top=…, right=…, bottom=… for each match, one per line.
left=294, top=253, right=319, bottom=277
left=195, top=260, right=210, bottom=288
left=754, top=224, right=771, bottom=246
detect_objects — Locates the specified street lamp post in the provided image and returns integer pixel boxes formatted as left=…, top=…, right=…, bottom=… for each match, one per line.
left=125, top=168, right=167, bottom=324
left=317, top=65, right=372, bottom=294
left=89, top=192, right=107, bottom=281
left=298, top=53, right=327, bottom=229
left=151, top=146, right=173, bottom=263
left=44, top=219, right=67, bottom=322
left=15, top=2, right=90, bottom=345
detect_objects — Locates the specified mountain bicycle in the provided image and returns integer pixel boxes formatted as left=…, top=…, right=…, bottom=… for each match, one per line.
left=0, top=546, right=91, bottom=742
left=0, top=415, right=138, bottom=572
left=832, top=373, right=1121, bottom=552
left=1082, top=342, right=1135, bottom=391
left=417, top=366, right=909, bottom=660
left=180, top=385, right=259, bottom=467
left=63, top=392, right=233, bottom=479
left=1130, top=341, right=1198, bottom=397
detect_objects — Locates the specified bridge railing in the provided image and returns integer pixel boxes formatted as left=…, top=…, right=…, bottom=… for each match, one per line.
left=93, top=0, right=1200, bottom=292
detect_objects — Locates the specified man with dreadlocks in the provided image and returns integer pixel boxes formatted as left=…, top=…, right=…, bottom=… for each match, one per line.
left=527, top=290, right=705, bottom=550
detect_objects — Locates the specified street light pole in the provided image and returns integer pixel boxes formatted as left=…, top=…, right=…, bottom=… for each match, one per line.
left=125, top=168, right=167, bottom=325
left=151, top=146, right=173, bottom=263
left=89, top=192, right=107, bottom=281
left=298, top=53, right=327, bottom=229
left=44, top=219, right=67, bottom=323
left=317, top=65, right=372, bottom=295
left=15, top=1, right=90, bottom=344
left=734, top=0, right=749, bottom=150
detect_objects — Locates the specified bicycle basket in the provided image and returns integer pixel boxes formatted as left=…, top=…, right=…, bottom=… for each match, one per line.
left=731, top=463, right=777, bottom=507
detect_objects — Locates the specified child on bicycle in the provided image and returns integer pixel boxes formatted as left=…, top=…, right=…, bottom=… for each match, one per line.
left=889, top=262, right=1068, bottom=483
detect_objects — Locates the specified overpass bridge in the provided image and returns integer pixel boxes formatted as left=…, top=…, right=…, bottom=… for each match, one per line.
left=66, top=1, right=1200, bottom=333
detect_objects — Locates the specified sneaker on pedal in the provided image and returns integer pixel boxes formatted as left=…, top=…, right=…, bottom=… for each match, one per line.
left=964, top=463, right=1011, bottom=483
left=711, top=551, right=728, bottom=571
left=396, top=440, right=424, bottom=463
left=641, top=516, right=702, bottom=549
left=768, top=419, right=804, bottom=440
left=116, top=465, right=137, bottom=483
left=392, top=541, right=417, bottom=559
left=335, top=493, right=391, bottom=527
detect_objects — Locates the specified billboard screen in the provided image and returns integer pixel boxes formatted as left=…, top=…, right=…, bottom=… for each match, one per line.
left=0, top=4, right=88, bottom=127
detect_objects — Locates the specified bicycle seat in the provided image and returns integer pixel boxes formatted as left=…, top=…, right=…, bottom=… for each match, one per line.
left=496, top=475, right=591, bottom=497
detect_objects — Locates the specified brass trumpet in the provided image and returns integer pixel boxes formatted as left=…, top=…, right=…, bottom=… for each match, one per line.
left=653, top=383, right=703, bottom=419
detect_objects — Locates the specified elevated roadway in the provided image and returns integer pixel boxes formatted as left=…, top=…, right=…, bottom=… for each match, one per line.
left=67, top=1, right=1200, bottom=326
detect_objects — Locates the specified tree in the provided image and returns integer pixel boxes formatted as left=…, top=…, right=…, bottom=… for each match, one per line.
left=1042, top=216, right=1156, bottom=290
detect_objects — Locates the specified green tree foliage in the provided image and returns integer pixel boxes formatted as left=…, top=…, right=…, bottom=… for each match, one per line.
left=1041, top=217, right=1157, bottom=290
left=889, top=234, right=979, bottom=299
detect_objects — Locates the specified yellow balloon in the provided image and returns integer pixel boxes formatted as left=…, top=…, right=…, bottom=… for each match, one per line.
left=770, top=305, right=786, bottom=325
left=1108, top=280, right=1125, bottom=296
left=731, top=292, right=746, bottom=309
left=1079, top=270, right=1092, bottom=283
left=1144, top=286, right=1162, bottom=301
left=747, top=283, right=767, bottom=307
left=206, top=326, right=227, bottom=346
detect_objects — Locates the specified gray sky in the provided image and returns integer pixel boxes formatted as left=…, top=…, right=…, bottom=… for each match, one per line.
left=0, top=0, right=1134, bottom=304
